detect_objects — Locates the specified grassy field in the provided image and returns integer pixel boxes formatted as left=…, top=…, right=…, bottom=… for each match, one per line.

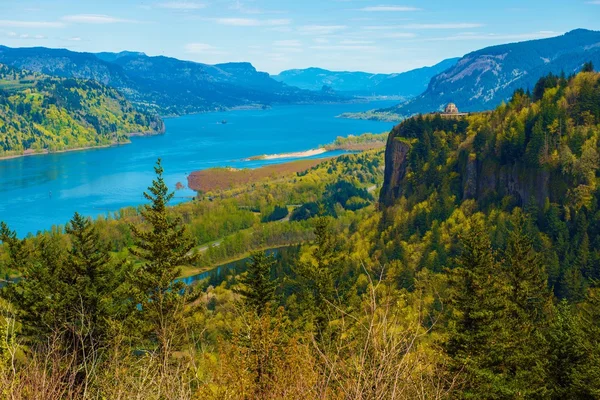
left=187, top=157, right=333, bottom=192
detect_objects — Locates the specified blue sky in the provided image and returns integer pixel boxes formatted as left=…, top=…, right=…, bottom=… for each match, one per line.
left=0, top=0, right=599, bottom=74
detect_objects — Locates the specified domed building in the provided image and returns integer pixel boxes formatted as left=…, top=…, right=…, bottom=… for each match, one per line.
left=444, top=103, right=459, bottom=114
left=439, top=102, right=467, bottom=118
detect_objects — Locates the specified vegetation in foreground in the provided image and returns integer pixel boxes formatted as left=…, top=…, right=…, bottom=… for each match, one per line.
left=0, top=70, right=600, bottom=399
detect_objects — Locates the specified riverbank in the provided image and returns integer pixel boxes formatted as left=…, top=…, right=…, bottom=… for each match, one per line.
left=245, top=148, right=327, bottom=161
left=190, top=132, right=389, bottom=193
left=0, top=130, right=162, bottom=161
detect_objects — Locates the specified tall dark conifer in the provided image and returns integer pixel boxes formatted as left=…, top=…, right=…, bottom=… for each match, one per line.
left=445, top=219, right=507, bottom=398
left=129, top=159, right=196, bottom=358
left=237, top=251, right=277, bottom=316
left=500, top=210, right=552, bottom=397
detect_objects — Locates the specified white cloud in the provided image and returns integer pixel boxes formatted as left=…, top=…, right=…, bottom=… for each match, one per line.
left=424, top=31, right=561, bottom=42
left=358, top=6, right=421, bottom=12
left=185, top=43, right=215, bottom=52
left=361, top=25, right=401, bottom=31
left=382, top=32, right=417, bottom=38
left=0, top=20, right=64, bottom=28
left=184, top=42, right=227, bottom=55
left=157, top=2, right=206, bottom=9
left=228, top=0, right=265, bottom=14
left=585, top=1, right=600, bottom=4
left=19, top=33, right=47, bottom=39
left=214, top=18, right=290, bottom=26
left=69, top=37, right=82, bottom=41
left=340, top=39, right=373, bottom=44
left=61, top=14, right=138, bottom=24
left=310, top=44, right=379, bottom=51
left=273, top=40, right=302, bottom=47
left=298, top=25, right=347, bottom=35
left=402, top=23, right=484, bottom=29
left=313, top=37, right=329, bottom=44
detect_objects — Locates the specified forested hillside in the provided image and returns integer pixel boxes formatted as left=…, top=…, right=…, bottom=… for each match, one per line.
left=1, top=71, right=600, bottom=399
left=0, top=64, right=163, bottom=158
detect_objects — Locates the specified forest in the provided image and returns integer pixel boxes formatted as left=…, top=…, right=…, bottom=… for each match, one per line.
left=0, top=64, right=163, bottom=158
left=0, top=68, right=600, bottom=399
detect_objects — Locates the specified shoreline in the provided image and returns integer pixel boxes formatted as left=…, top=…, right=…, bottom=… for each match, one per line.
left=0, top=131, right=160, bottom=162
left=245, top=148, right=327, bottom=161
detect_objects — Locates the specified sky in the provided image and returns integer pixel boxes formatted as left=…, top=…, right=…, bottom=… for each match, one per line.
left=0, top=0, right=599, bottom=74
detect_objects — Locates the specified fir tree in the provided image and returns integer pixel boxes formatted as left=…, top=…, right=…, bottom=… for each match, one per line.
left=293, top=216, right=342, bottom=333
left=500, top=210, right=552, bottom=397
left=582, top=61, right=594, bottom=73
left=547, top=300, right=587, bottom=399
left=62, top=212, right=131, bottom=347
left=0, top=222, right=30, bottom=272
left=129, top=159, right=196, bottom=358
left=445, top=219, right=507, bottom=399
left=237, top=251, right=277, bottom=316
left=572, top=288, right=600, bottom=397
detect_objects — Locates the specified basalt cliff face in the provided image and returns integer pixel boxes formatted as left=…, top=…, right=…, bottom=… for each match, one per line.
left=378, top=70, right=600, bottom=212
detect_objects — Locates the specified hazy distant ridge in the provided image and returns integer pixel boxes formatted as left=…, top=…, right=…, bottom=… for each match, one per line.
left=272, top=58, right=459, bottom=98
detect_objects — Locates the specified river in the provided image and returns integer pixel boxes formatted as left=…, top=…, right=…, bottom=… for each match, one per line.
left=0, top=101, right=396, bottom=237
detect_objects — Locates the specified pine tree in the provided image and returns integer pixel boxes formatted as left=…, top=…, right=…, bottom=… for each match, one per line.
left=572, top=288, right=600, bottom=397
left=547, top=300, right=587, bottom=399
left=445, top=219, right=507, bottom=399
left=0, top=222, right=30, bottom=272
left=582, top=61, right=594, bottom=73
left=293, top=216, right=341, bottom=334
left=129, top=159, right=196, bottom=358
left=62, top=212, right=130, bottom=347
left=501, top=210, right=552, bottom=397
left=237, top=251, right=277, bottom=316
left=1, top=231, right=65, bottom=344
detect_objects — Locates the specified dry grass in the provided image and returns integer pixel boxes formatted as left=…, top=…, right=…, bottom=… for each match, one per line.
left=187, top=158, right=333, bottom=192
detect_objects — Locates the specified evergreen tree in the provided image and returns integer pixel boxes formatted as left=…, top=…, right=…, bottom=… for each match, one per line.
left=582, top=61, right=594, bottom=73
left=237, top=251, right=277, bottom=316
left=547, top=300, right=587, bottom=399
left=0, top=222, right=30, bottom=272
left=572, top=288, right=600, bottom=397
left=445, top=219, right=507, bottom=399
left=62, top=212, right=131, bottom=348
left=1, top=232, right=65, bottom=343
left=129, top=159, right=196, bottom=358
left=293, top=216, right=342, bottom=333
left=501, top=211, right=552, bottom=397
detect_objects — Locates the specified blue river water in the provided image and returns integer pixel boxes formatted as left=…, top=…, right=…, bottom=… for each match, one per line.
left=0, top=101, right=396, bottom=237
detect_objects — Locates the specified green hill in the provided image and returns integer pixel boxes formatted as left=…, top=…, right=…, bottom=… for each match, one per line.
left=0, top=64, right=163, bottom=158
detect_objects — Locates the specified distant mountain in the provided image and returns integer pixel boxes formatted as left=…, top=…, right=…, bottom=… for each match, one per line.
left=0, top=63, right=163, bottom=158
left=378, top=29, right=600, bottom=117
left=0, top=46, right=343, bottom=115
left=272, top=58, right=459, bottom=98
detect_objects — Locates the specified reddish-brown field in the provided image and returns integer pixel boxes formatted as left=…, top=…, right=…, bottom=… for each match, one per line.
left=187, top=157, right=333, bottom=192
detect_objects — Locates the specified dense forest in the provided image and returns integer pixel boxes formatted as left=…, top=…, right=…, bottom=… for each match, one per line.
left=0, top=64, right=163, bottom=158
left=1, top=69, right=600, bottom=399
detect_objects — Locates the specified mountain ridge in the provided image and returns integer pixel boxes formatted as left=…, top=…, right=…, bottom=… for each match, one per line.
left=0, top=46, right=345, bottom=115
left=272, top=58, right=460, bottom=98
left=376, top=29, right=600, bottom=118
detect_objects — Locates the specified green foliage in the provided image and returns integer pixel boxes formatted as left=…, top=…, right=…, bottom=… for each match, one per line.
left=128, top=159, right=196, bottom=356
left=262, top=205, right=289, bottom=222
left=236, top=251, right=277, bottom=316
left=0, top=63, right=162, bottom=158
